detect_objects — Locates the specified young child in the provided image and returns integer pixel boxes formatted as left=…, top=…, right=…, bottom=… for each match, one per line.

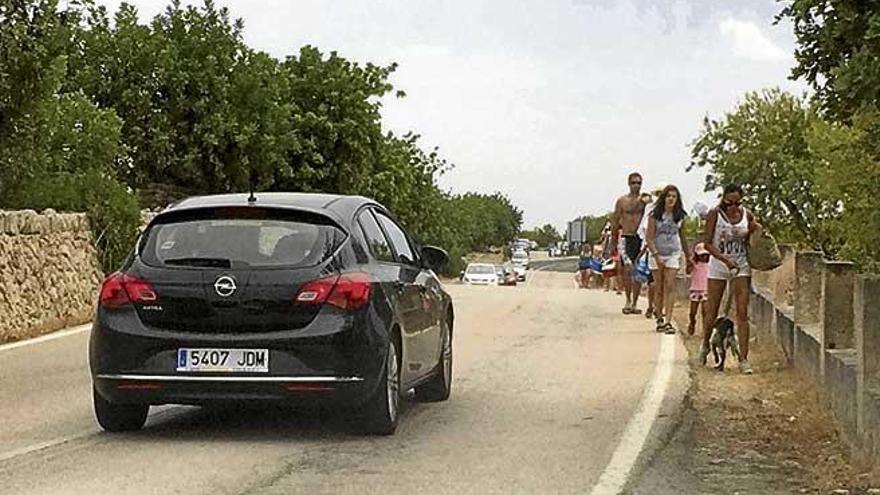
left=688, top=242, right=711, bottom=336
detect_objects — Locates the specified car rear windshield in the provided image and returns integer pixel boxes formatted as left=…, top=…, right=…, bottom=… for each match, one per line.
left=140, top=208, right=345, bottom=269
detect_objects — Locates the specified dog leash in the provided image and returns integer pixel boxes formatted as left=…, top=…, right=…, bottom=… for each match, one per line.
left=721, top=268, right=738, bottom=319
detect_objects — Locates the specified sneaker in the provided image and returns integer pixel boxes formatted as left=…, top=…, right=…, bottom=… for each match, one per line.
left=739, top=360, right=754, bottom=375
left=655, top=317, right=666, bottom=333
left=664, top=322, right=676, bottom=335
left=698, top=343, right=709, bottom=366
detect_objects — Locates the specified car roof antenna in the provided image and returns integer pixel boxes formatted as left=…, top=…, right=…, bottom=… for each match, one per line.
left=247, top=167, right=257, bottom=204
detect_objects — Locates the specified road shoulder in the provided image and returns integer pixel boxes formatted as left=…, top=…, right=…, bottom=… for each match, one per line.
left=631, top=309, right=880, bottom=494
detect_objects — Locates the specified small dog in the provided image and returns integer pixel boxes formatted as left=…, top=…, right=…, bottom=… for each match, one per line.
left=709, top=317, right=740, bottom=371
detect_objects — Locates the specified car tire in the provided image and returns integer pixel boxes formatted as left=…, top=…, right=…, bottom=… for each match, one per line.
left=362, top=338, right=401, bottom=436
left=415, top=318, right=452, bottom=402
left=93, top=387, right=148, bottom=432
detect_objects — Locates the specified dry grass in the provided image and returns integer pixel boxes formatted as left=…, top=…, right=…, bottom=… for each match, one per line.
left=677, top=308, right=880, bottom=493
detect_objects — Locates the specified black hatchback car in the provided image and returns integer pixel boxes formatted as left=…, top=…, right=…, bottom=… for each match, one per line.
left=90, top=193, right=454, bottom=435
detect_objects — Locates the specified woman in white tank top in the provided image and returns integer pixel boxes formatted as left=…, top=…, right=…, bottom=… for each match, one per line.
left=700, top=184, right=760, bottom=375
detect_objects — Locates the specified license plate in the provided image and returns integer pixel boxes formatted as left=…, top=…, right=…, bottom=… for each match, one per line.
left=176, top=348, right=269, bottom=372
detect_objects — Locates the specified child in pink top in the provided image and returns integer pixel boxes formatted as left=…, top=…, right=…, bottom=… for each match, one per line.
left=687, top=242, right=710, bottom=336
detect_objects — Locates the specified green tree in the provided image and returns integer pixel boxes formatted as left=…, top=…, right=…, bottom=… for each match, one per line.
left=580, top=214, right=610, bottom=244
left=0, top=0, right=83, bottom=198
left=0, top=0, right=140, bottom=273
left=807, top=112, right=880, bottom=271
left=68, top=0, right=290, bottom=201
left=779, top=1, right=880, bottom=120
left=689, top=89, right=837, bottom=250
left=279, top=46, right=399, bottom=196
left=519, top=224, right=562, bottom=248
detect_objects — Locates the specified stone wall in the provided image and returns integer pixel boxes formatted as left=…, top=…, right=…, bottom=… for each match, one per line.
left=751, top=248, right=880, bottom=462
left=0, top=210, right=104, bottom=344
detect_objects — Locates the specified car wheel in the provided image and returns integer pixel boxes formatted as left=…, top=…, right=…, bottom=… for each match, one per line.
left=415, top=317, right=452, bottom=402
left=93, top=387, right=148, bottom=432
left=362, top=337, right=401, bottom=435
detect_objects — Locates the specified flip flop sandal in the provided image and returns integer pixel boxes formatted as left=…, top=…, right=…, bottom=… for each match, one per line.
left=630, top=308, right=643, bottom=315
left=663, top=323, right=676, bottom=335
left=622, top=306, right=632, bottom=314
left=645, top=307, right=654, bottom=319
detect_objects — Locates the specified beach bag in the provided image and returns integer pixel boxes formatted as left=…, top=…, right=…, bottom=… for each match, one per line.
left=602, top=259, right=617, bottom=278
left=632, top=255, right=651, bottom=284
left=589, top=258, right=603, bottom=273
left=748, top=226, right=783, bottom=271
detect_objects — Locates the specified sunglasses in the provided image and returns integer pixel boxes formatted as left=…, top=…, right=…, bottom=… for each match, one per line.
left=723, top=200, right=742, bottom=208
left=630, top=181, right=642, bottom=185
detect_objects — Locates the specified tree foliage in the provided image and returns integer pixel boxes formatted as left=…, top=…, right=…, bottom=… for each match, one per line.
left=519, top=224, right=562, bottom=248
left=779, top=0, right=880, bottom=120
left=579, top=214, right=610, bottom=245
left=0, top=0, right=523, bottom=275
left=689, top=88, right=880, bottom=270
left=689, top=89, right=838, bottom=249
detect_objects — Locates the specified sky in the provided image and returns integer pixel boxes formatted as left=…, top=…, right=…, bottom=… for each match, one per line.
left=94, top=0, right=807, bottom=233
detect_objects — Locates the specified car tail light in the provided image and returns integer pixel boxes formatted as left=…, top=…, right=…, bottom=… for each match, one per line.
left=99, top=272, right=158, bottom=309
left=294, top=272, right=372, bottom=310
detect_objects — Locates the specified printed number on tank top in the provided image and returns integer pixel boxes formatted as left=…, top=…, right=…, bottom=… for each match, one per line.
left=719, top=230, right=745, bottom=255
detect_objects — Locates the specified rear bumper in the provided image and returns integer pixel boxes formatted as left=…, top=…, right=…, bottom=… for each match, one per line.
left=93, top=373, right=374, bottom=406
left=89, top=306, right=388, bottom=407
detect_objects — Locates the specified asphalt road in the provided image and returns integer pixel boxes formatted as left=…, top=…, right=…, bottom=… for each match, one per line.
left=0, top=264, right=687, bottom=495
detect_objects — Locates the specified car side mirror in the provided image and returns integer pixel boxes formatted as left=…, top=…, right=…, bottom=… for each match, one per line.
left=421, top=245, right=448, bottom=272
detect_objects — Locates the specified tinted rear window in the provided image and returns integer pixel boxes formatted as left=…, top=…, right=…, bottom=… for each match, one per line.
left=140, top=208, right=345, bottom=269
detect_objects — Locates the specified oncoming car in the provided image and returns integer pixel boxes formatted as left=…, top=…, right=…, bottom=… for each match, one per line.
left=511, top=251, right=529, bottom=281
left=89, top=193, right=454, bottom=436
left=497, top=264, right=518, bottom=286
left=462, top=263, right=497, bottom=285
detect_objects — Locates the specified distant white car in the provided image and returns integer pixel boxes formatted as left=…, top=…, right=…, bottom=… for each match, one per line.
left=462, top=263, right=498, bottom=285
left=511, top=252, right=530, bottom=281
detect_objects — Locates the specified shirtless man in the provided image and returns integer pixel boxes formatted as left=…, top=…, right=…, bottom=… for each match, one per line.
left=611, top=172, right=646, bottom=314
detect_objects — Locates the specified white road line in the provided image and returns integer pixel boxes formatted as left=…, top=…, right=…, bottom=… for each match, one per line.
left=525, top=262, right=557, bottom=287
left=0, top=324, right=91, bottom=354
left=589, top=335, right=676, bottom=495
left=0, top=432, right=93, bottom=464
left=0, top=405, right=180, bottom=464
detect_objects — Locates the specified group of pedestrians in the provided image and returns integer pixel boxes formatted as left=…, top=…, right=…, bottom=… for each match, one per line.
left=599, top=172, right=759, bottom=375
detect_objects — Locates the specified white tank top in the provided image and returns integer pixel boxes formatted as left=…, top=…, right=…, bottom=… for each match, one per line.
left=712, top=208, right=749, bottom=267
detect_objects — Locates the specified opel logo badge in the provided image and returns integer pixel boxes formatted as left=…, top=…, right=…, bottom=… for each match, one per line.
left=214, top=275, right=237, bottom=297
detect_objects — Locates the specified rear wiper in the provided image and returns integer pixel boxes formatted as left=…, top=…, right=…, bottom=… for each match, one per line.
left=163, top=257, right=232, bottom=268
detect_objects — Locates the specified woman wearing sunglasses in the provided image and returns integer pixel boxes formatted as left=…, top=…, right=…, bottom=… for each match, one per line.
left=700, top=184, right=761, bottom=374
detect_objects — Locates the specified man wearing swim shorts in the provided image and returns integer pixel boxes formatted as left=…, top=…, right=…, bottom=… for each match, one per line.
left=611, top=171, right=646, bottom=314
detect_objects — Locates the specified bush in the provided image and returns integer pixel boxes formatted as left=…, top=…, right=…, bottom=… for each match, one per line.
left=86, top=178, right=142, bottom=274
